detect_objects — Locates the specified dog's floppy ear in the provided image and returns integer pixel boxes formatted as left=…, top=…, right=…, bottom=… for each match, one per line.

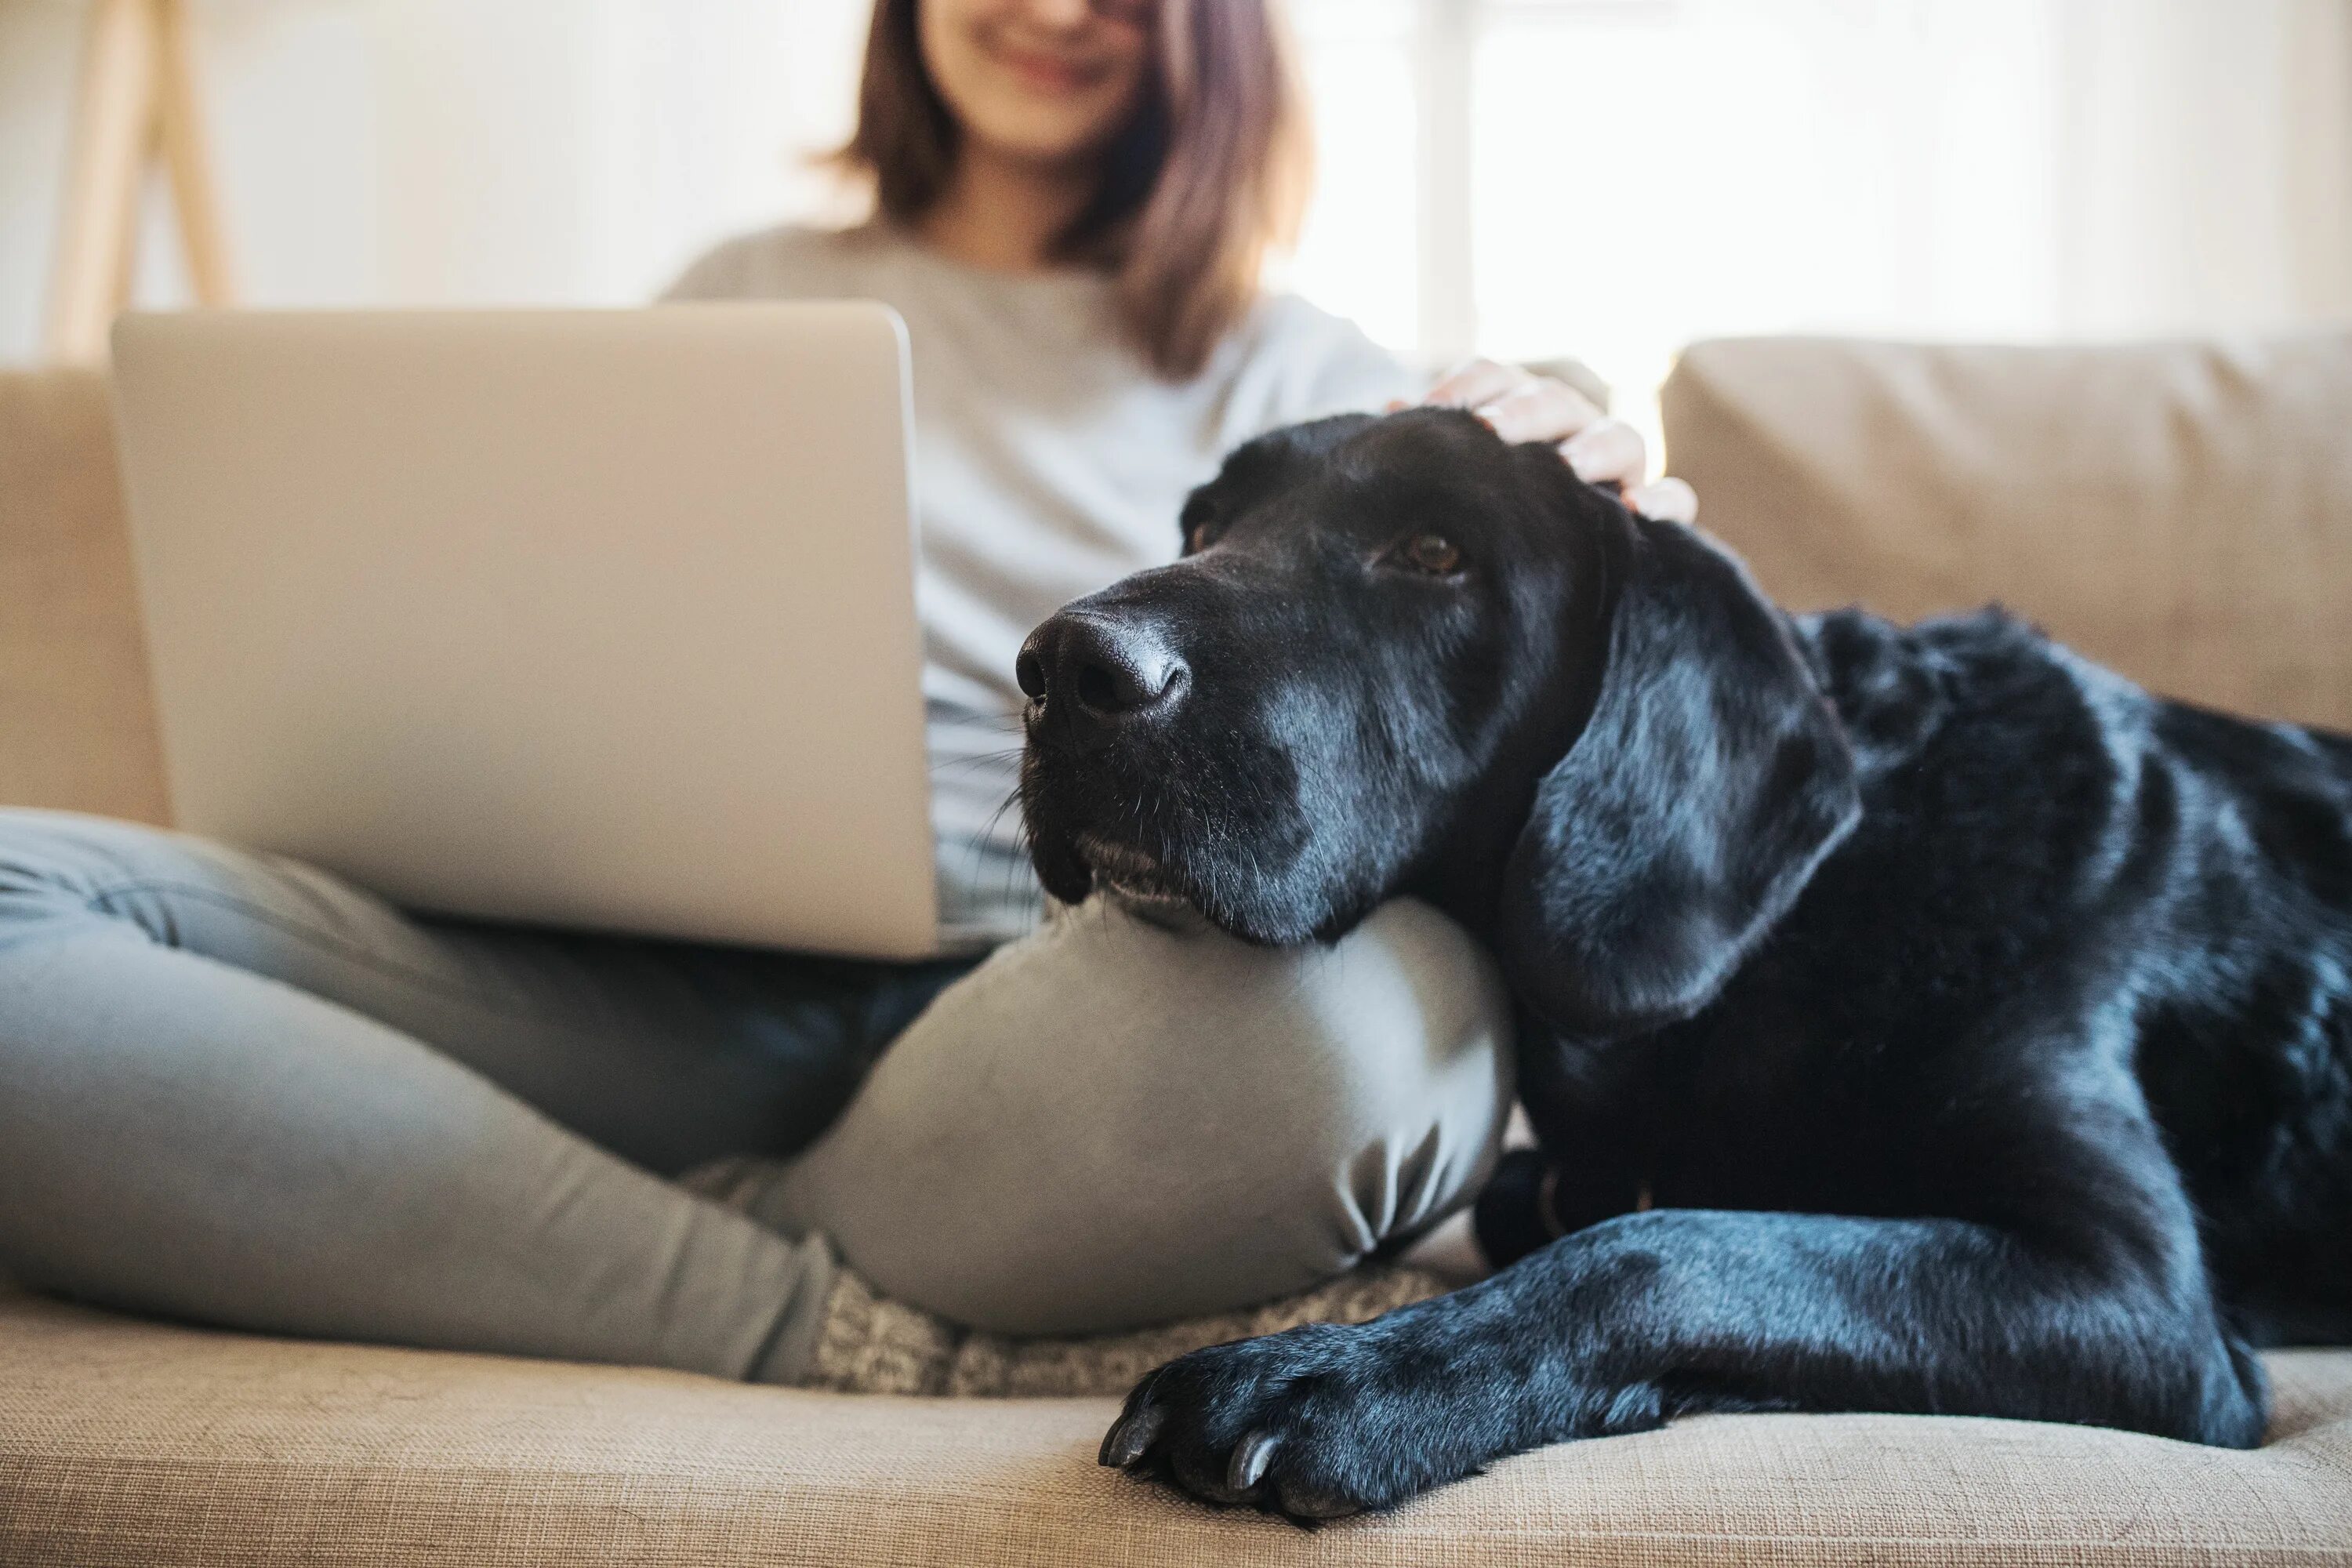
left=1497, top=514, right=1860, bottom=1037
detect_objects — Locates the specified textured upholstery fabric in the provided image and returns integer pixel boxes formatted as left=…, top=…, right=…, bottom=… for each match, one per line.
left=0, top=369, right=168, bottom=825
left=2, top=1288, right=2349, bottom=1567
left=1660, top=332, right=2352, bottom=731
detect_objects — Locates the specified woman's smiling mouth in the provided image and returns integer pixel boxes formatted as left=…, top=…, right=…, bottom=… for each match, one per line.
left=987, top=41, right=1109, bottom=97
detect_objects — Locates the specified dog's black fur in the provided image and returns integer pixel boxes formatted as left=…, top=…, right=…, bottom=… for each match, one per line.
left=1014, top=407, right=2352, bottom=1521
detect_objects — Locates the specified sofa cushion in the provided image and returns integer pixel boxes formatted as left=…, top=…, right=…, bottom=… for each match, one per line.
left=1660, top=333, right=2352, bottom=731
left=2, top=1288, right=2347, bottom=1566
left=0, top=369, right=168, bottom=824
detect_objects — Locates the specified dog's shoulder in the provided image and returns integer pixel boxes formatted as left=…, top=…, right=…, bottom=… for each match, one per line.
left=1796, top=601, right=2352, bottom=830
left=1779, top=605, right=2352, bottom=1102
left=1792, top=604, right=2129, bottom=784
left=1758, top=606, right=2167, bottom=1031
left=2147, top=696, right=2352, bottom=854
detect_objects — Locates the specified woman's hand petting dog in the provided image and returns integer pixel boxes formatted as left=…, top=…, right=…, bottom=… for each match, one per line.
left=1419, top=358, right=1699, bottom=524
left=1018, top=408, right=2349, bottom=1524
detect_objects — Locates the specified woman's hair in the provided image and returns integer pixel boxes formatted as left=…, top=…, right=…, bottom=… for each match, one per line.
left=837, top=0, right=1312, bottom=379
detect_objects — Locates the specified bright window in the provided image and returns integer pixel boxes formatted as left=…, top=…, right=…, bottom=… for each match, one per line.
left=1285, top=0, right=2082, bottom=432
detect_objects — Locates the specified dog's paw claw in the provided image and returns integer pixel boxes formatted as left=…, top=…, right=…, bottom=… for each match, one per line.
left=1099, top=1324, right=1451, bottom=1520
left=1098, top=1404, right=1163, bottom=1468
left=1229, top=1428, right=1279, bottom=1491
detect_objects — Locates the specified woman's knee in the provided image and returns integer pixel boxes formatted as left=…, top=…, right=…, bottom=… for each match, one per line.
left=0, top=809, right=193, bottom=938
left=0, top=808, right=404, bottom=989
left=777, top=895, right=1514, bottom=1335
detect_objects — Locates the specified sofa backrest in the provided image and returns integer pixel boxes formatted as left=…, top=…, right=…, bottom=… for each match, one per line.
left=0, top=368, right=169, bottom=824
left=1661, top=332, right=2352, bottom=731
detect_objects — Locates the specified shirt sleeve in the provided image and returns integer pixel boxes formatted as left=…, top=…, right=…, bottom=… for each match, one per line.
left=1301, top=314, right=1430, bottom=419
left=1252, top=295, right=1428, bottom=428
left=657, top=226, right=843, bottom=303
left=658, top=237, right=753, bottom=302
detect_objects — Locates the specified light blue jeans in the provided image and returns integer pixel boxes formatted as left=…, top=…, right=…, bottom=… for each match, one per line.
left=0, top=810, right=1513, bottom=1383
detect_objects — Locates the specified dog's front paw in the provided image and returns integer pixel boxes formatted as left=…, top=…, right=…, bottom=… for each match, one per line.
left=1098, top=1322, right=1481, bottom=1521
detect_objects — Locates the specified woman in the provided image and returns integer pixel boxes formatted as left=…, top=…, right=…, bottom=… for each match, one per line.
left=0, top=0, right=1692, bottom=1384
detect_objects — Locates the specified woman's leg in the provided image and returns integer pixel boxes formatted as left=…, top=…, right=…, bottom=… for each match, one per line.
left=0, top=808, right=954, bottom=1380
left=720, top=895, right=1515, bottom=1337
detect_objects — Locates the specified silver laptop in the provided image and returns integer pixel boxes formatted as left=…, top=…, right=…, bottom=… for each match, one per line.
left=110, top=304, right=939, bottom=959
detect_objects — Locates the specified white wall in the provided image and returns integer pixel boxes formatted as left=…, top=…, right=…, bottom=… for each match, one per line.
left=0, top=0, right=869, bottom=362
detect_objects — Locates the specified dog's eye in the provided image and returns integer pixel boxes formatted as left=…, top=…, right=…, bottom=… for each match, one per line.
left=1182, top=507, right=1228, bottom=554
left=1396, top=533, right=1463, bottom=575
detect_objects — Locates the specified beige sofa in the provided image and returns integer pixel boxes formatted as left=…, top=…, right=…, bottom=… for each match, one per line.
left=4, top=341, right=2350, bottom=1566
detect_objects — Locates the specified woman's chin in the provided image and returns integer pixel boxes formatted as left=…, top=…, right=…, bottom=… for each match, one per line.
left=966, top=110, right=1132, bottom=172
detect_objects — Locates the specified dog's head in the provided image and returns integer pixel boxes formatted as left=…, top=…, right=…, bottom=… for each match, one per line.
left=1017, top=408, right=1860, bottom=1035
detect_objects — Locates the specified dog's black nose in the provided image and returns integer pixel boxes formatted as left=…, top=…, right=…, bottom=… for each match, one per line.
left=1018, top=612, right=1188, bottom=724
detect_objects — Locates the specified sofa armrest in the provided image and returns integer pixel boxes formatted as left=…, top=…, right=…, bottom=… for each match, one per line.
left=0, top=368, right=169, bottom=824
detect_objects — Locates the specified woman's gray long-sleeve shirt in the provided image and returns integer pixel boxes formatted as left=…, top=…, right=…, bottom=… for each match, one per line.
left=666, top=222, right=1417, bottom=949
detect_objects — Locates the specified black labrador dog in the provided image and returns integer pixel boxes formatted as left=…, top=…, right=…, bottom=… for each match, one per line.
left=1014, top=406, right=2352, bottom=1521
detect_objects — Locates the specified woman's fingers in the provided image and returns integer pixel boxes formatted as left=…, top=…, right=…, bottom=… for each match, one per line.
left=1477, top=379, right=1608, bottom=445
left=1625, top=477, right=1699, bottom=524
left=1422, top=358, right=1531, bottom=412
left=1416, top=359, right=1699, bottom=523
left=1432, top=360, right=1613, bottom=453
left=1429, top=361, right=1610, bottom=449
left=1559, top=417, right=1646, bottom=490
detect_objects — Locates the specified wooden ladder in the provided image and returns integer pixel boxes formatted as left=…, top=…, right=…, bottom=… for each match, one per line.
left=44, top=0, right=235, bottom=365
